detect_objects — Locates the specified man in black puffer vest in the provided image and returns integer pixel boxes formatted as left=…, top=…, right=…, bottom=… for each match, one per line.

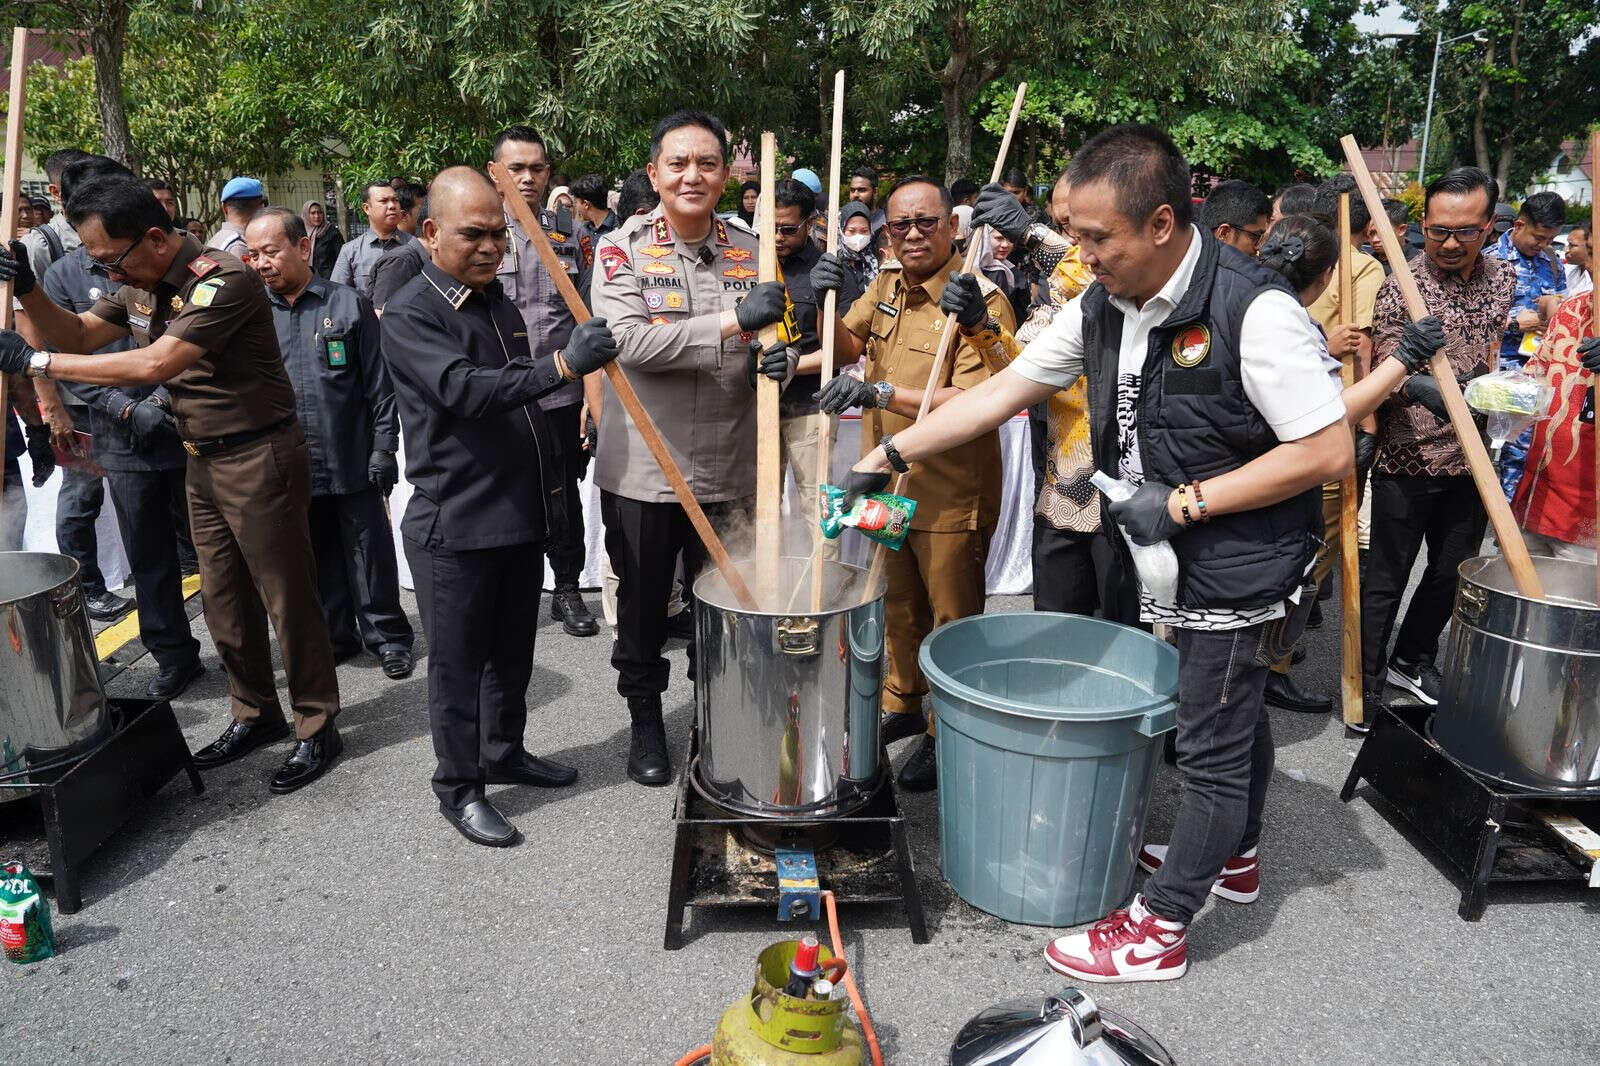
left=837, top=125, right=1352, bottom=983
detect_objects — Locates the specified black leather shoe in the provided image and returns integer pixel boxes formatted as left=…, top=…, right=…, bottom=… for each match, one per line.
left=897, top=734, right=938, bottom=792
left=84, top=589, right=134, bottom=621
left=147, top=660, right=204, bottom=701
left=1264, top=671, right=1332, bottom=714
left=440, top=797, right=521, bottom=847
left=191, top=718, right=291, bottom=770
left=879, top=708, right=928, bottom=746
left=381, top=648, right=414, bottom=679
left=551, top=587, right=599, bottom=637
left=269, top=721, right=343, bottom=794
left=485, top=750, right=578, bottom=788
left=627, top=695, right=671, bottom=786
left=1307, top=601, right=1324, bottom=630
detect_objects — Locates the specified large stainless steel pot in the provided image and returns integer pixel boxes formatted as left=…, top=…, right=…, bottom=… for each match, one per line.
left=694, top=557, right=884, bottom=818
left=949, top=987, right=1176, bottom=1065
left=1433, top=555, right=1600, bottom=791
left=0, top=552, right=109, bottom=785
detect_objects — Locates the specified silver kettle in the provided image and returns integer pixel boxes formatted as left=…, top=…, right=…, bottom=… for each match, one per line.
left=949, top=987, right=1177, bottom=1066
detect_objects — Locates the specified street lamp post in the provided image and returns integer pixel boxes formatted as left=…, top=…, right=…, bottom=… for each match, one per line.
left=1418, top=29, right=1487, bottom=188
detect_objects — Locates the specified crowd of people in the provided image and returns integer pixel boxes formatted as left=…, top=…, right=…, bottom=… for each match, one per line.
left=1, top=115, right=1595, bottom=984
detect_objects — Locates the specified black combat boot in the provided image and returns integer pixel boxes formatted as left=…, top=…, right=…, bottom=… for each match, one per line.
left=627, top=694, right=671, bottom=786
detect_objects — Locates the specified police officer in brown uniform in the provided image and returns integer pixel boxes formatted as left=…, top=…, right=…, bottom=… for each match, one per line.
left=0, top=176, right=343, bottom=794
left=588, top=109, right=793, bottom=787
left=811, top=175, right=1017, bottom=792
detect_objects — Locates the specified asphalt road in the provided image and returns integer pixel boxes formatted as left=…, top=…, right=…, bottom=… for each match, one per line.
left=4, top=583, right=1598, bottom=1065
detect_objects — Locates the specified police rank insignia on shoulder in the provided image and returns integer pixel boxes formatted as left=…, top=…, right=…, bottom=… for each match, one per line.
left=598, top=246, right=629, bottom=282
left=1171, top=324, right=1210, bottom=367
left=188, top=255, right=219, bottom=278
left=722, top=264, right=756, bottom=281
left=189, top=278, right=225, bottom=308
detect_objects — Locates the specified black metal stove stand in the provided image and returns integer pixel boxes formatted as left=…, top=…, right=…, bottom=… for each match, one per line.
left=664, top=725, right=928, bottom=949
left=0, top=697, right=202, bottom=913
left=1342, top=702, right=1600, bottom=920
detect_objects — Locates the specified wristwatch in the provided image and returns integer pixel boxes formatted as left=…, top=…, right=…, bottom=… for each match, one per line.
left=961, top=315, right=1001, bottom=337
left=872, top=380, right=895, bottom=409
left=26, top=350, right=50, bottom=379
left=880, top=435, right=910, bottom=473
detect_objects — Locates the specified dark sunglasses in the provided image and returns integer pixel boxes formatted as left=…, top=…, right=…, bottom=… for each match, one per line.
left=90, top=230, right=145, bottom=273
left=886, top=216, right=943, bottom=238
left=1422, top=223, right=1488, bottom=244
left=775, top=222, right=810, bottom=237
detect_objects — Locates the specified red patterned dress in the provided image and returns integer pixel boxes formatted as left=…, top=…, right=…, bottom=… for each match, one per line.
left=1511, top=291, right=1596, bottom=548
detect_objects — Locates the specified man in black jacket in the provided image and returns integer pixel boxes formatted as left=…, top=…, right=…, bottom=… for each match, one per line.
left=380, top=167, right=620, bottom=847
left=838, top=126, right=1356, bottom=982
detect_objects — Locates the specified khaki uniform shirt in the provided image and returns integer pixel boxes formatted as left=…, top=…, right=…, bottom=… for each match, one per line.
left=589, top=209, right=763, bottom=503
left=841, top=251, right=1017, bottom=532
left=89, top=235, right=296, bottom=441
left=1307, top=248, right=1383, bottom=332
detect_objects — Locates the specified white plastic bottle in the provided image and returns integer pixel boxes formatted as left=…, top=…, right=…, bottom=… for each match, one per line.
left=1091, top=471, right=1180, bottom=607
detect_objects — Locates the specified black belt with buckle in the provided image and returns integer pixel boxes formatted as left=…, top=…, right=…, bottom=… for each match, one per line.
left=182, top=416, right=295, bottom=459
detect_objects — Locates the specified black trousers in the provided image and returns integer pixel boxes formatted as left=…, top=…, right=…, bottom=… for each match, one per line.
left=543, top=403, right=588, bottom=589
left=1031, top=518, right=1141, bottom=626
left=56, top=416, right=107, bottom=597
left=601, top=490, right=747, bottom=700
left=105, top=466, right=200, bottom=671
left=308, top=488, right=413, bottom=656
left=1361, top=474, right=1487, bottom=694
left=404, top=537, right=542, bottom=808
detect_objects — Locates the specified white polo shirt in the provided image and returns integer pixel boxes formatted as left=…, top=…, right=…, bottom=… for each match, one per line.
left=1011, top=227, right=1345, bottom=629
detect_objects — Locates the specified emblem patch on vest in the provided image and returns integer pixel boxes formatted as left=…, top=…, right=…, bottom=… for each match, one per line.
left=1172, top=324, right=1210, bottom=368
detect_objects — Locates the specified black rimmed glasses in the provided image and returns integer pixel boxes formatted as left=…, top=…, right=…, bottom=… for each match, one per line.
left=885, top=216, right=942, bottom=238
left=90, top=230, right=145, bottom=273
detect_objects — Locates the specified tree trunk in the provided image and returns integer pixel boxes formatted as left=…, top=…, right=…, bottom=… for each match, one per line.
left=90, top=1, right=137, bottom=169
left=942, top=80, right=974, bottom=185
left=1471, top=36, right=1495, bottom=175
left=1494, top=0, right=1525, bottom=196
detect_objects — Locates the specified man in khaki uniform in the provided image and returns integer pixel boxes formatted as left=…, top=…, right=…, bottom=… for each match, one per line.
left=812, top=175, right=1017, bottom=791
left=0, top=176, right=342, bottom=795
left=588, top=109, right=792, bottom=787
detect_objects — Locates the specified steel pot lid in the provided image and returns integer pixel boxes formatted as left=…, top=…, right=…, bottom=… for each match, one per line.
left=950, top=988, right=1176, bottom=1066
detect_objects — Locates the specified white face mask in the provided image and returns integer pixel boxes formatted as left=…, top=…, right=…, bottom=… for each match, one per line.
left=842, top=232, right=871, bottom=253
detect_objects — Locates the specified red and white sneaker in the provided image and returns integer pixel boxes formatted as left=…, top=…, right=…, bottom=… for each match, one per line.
left=1137, top=843, right=1261, bottom=904
left=1043, top=895, right=1187, bottom=983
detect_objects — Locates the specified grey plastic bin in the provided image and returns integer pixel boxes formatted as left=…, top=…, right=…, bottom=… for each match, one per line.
left=920, top=612, right=1178, bottom=927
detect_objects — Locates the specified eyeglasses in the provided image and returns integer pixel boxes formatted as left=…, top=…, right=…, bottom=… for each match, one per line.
left=90, top=230, right=144, bottom=273
left=775, top=222, right=810, bottom=237
left=1422, top=223, right=1488, bottom=244
left=885, top=216, right=942, bottom=238
left=1237, top=225, right=1265, bottom=244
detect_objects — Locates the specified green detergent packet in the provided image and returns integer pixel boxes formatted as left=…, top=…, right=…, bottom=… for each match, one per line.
left=819, top=484, right=917, bottom=550
left=1, top=862, right=56, bottom=964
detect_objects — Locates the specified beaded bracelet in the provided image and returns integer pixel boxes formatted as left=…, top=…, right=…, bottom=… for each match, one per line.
left=1191, top=481, right=1209, bottom=522
left=1177, top=483, right=1195, bottom=527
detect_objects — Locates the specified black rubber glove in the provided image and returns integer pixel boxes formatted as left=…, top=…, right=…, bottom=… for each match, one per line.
left=0, top=328, right=32, bottom=374
left=1393, top=315, right=1445, bottom=372
left=1354, top=429, right=1378, bottom=474
left=127, top=397, right=177, bottom=443
left=747, top=341, right=796, bottom=390
left=1401, top=374, right=1449, bottom=421
left=839, top=467, right=891, bottom=511
left=562, top=316, right=619, bottom=376
left=971, top=183, right=1033, bottom=244
left=0, top=239, right=36, bottom=296
left=816, top=374, right=879, bottom=415
left=734, top=282, right=788, bottom=332
left=1106, top=480, right=1183, bottom=546
left=809, top=252, right=846, bottom=296
left=24, top=424, right=54, bottom=486
left=1578, top=336, right=1600, bottom=374
left=939, top=272, right=988, bottom=329
left=368, top=449, right=398, bottom=495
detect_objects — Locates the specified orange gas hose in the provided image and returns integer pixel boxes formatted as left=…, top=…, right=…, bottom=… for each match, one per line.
left=672, top=1047, right=711, bottom=1066
left=823, top=890, right=884, bottom=1066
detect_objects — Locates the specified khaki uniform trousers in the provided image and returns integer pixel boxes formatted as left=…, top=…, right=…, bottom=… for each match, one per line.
left=882, top=522, right=996, bottom=732
left=186, top=422, right=341, bottom=738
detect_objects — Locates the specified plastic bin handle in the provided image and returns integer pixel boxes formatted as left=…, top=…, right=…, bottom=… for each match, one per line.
left=1135, top=705, right=1176, bottom=738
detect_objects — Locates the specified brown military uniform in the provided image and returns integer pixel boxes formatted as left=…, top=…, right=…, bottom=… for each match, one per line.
left=840, top=253, right=1016, bottom=718
left=90, top=236, right=339, bottom=738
